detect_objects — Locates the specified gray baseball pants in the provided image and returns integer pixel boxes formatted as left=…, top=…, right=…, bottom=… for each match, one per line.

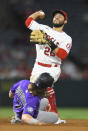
left=37, top=98, right=58, bottom=123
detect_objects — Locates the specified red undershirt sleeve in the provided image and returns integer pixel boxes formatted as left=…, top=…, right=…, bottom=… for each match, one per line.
left=25, top=17, right=34, bottom=27
left=56, top=48, right=68, bottom=60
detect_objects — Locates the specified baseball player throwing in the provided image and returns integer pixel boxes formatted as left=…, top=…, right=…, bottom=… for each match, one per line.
left=9, top=73, right=59, bottom=125
left=25, top=9, right=72, bottom=124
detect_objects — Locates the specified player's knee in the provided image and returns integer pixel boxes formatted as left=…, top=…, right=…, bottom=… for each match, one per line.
left=39, top=98, right=49, bottom=111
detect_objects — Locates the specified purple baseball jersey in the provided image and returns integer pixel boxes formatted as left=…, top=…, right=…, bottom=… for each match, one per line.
left=10, top=80, right=40, bottom=119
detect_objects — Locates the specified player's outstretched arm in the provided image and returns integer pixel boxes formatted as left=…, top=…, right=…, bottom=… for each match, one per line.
left=22, top=114, right=44, bottom=125
left=25, top=10, right=45, bottom=30
left=27, top=10, right=45, bottom=20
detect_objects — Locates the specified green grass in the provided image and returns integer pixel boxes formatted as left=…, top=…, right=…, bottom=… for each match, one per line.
left=0, top=107, right=14, bottom=118
left=0, top=107, right=88, bottom=119
left=58, top=108, right=88, bottom=119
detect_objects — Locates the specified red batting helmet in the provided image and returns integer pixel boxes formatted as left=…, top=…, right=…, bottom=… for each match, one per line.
left=52, top=9, right=68, bottom=21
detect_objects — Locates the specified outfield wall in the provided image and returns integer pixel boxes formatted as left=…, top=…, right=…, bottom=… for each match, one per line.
left=55, top=79, right=88, bottom=107
left=0, top=79, right=88, bottom=107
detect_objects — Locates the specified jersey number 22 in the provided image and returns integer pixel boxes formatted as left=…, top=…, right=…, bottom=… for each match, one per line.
left=44, top=46, right=55, bottom=56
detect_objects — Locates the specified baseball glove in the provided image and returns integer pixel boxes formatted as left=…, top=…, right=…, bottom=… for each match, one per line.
left=30, top=30, right=49, bottom=44
left=30, top=30, right=57, bottom=51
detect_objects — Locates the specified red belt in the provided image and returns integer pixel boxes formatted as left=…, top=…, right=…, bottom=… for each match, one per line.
left=37, top=62, right=58, bottom=67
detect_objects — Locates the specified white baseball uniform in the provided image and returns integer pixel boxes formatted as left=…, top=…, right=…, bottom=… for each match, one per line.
left=27, top=20, right=72, bottom=82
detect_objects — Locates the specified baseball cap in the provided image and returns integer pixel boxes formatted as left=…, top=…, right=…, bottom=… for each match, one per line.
left=34, top=73, right=54, bottom=89
left=52, top=9, right=68, bottom=21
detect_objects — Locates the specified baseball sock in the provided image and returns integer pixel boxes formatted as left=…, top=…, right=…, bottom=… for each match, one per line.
left=46, top=87, right=60, bottom=117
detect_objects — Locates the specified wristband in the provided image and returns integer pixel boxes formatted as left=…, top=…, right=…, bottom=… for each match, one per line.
left=47, top=40, right=57, bottom=51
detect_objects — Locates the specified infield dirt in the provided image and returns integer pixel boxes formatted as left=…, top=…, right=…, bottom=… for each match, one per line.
left=0, top=119, right=88, bottom=131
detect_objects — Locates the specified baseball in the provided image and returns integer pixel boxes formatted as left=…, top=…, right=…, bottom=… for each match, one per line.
left=39, top=11, right=45, bottom=19
left=40, top=11, right=45, bottom=15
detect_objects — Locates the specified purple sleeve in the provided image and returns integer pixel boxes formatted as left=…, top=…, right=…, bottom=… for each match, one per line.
left=22, top=100, right=39, bottom=118
left=10, top=81, right=20, bottom=93
left=23, top=105, right=36, bottom=117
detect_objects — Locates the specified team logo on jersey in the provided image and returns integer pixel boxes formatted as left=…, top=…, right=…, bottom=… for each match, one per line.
left=27, top=107, right=34, bottom=113
left=25, top=90, right=28, bottom=93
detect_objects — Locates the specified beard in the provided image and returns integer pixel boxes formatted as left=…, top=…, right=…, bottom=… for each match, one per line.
left=53, top=21, right=64, bottom=27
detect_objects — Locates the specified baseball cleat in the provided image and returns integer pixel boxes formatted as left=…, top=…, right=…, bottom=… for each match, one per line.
left=10, top=116, right=21, bottom=124
left=55, top=118, right=66, bottom=124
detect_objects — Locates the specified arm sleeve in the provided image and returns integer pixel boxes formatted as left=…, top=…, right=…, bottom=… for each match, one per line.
left=25, top=17, right=45, bottom=31
left=10, top=81, right=20, bottom=94
left=59, top=38, right=72, bottom=54
left=22, top=99, right=39, bottom=118
left=56, top=38, right=72, bottom=60
left=23, top=105, right=36, bottom=117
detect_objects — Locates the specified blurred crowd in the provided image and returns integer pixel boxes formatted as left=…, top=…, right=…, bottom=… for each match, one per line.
left=0, top=39, right=36, bottom=79
left=0, top=0, right=36, bottom=79
left=0, top=0, right=88, bottom=80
